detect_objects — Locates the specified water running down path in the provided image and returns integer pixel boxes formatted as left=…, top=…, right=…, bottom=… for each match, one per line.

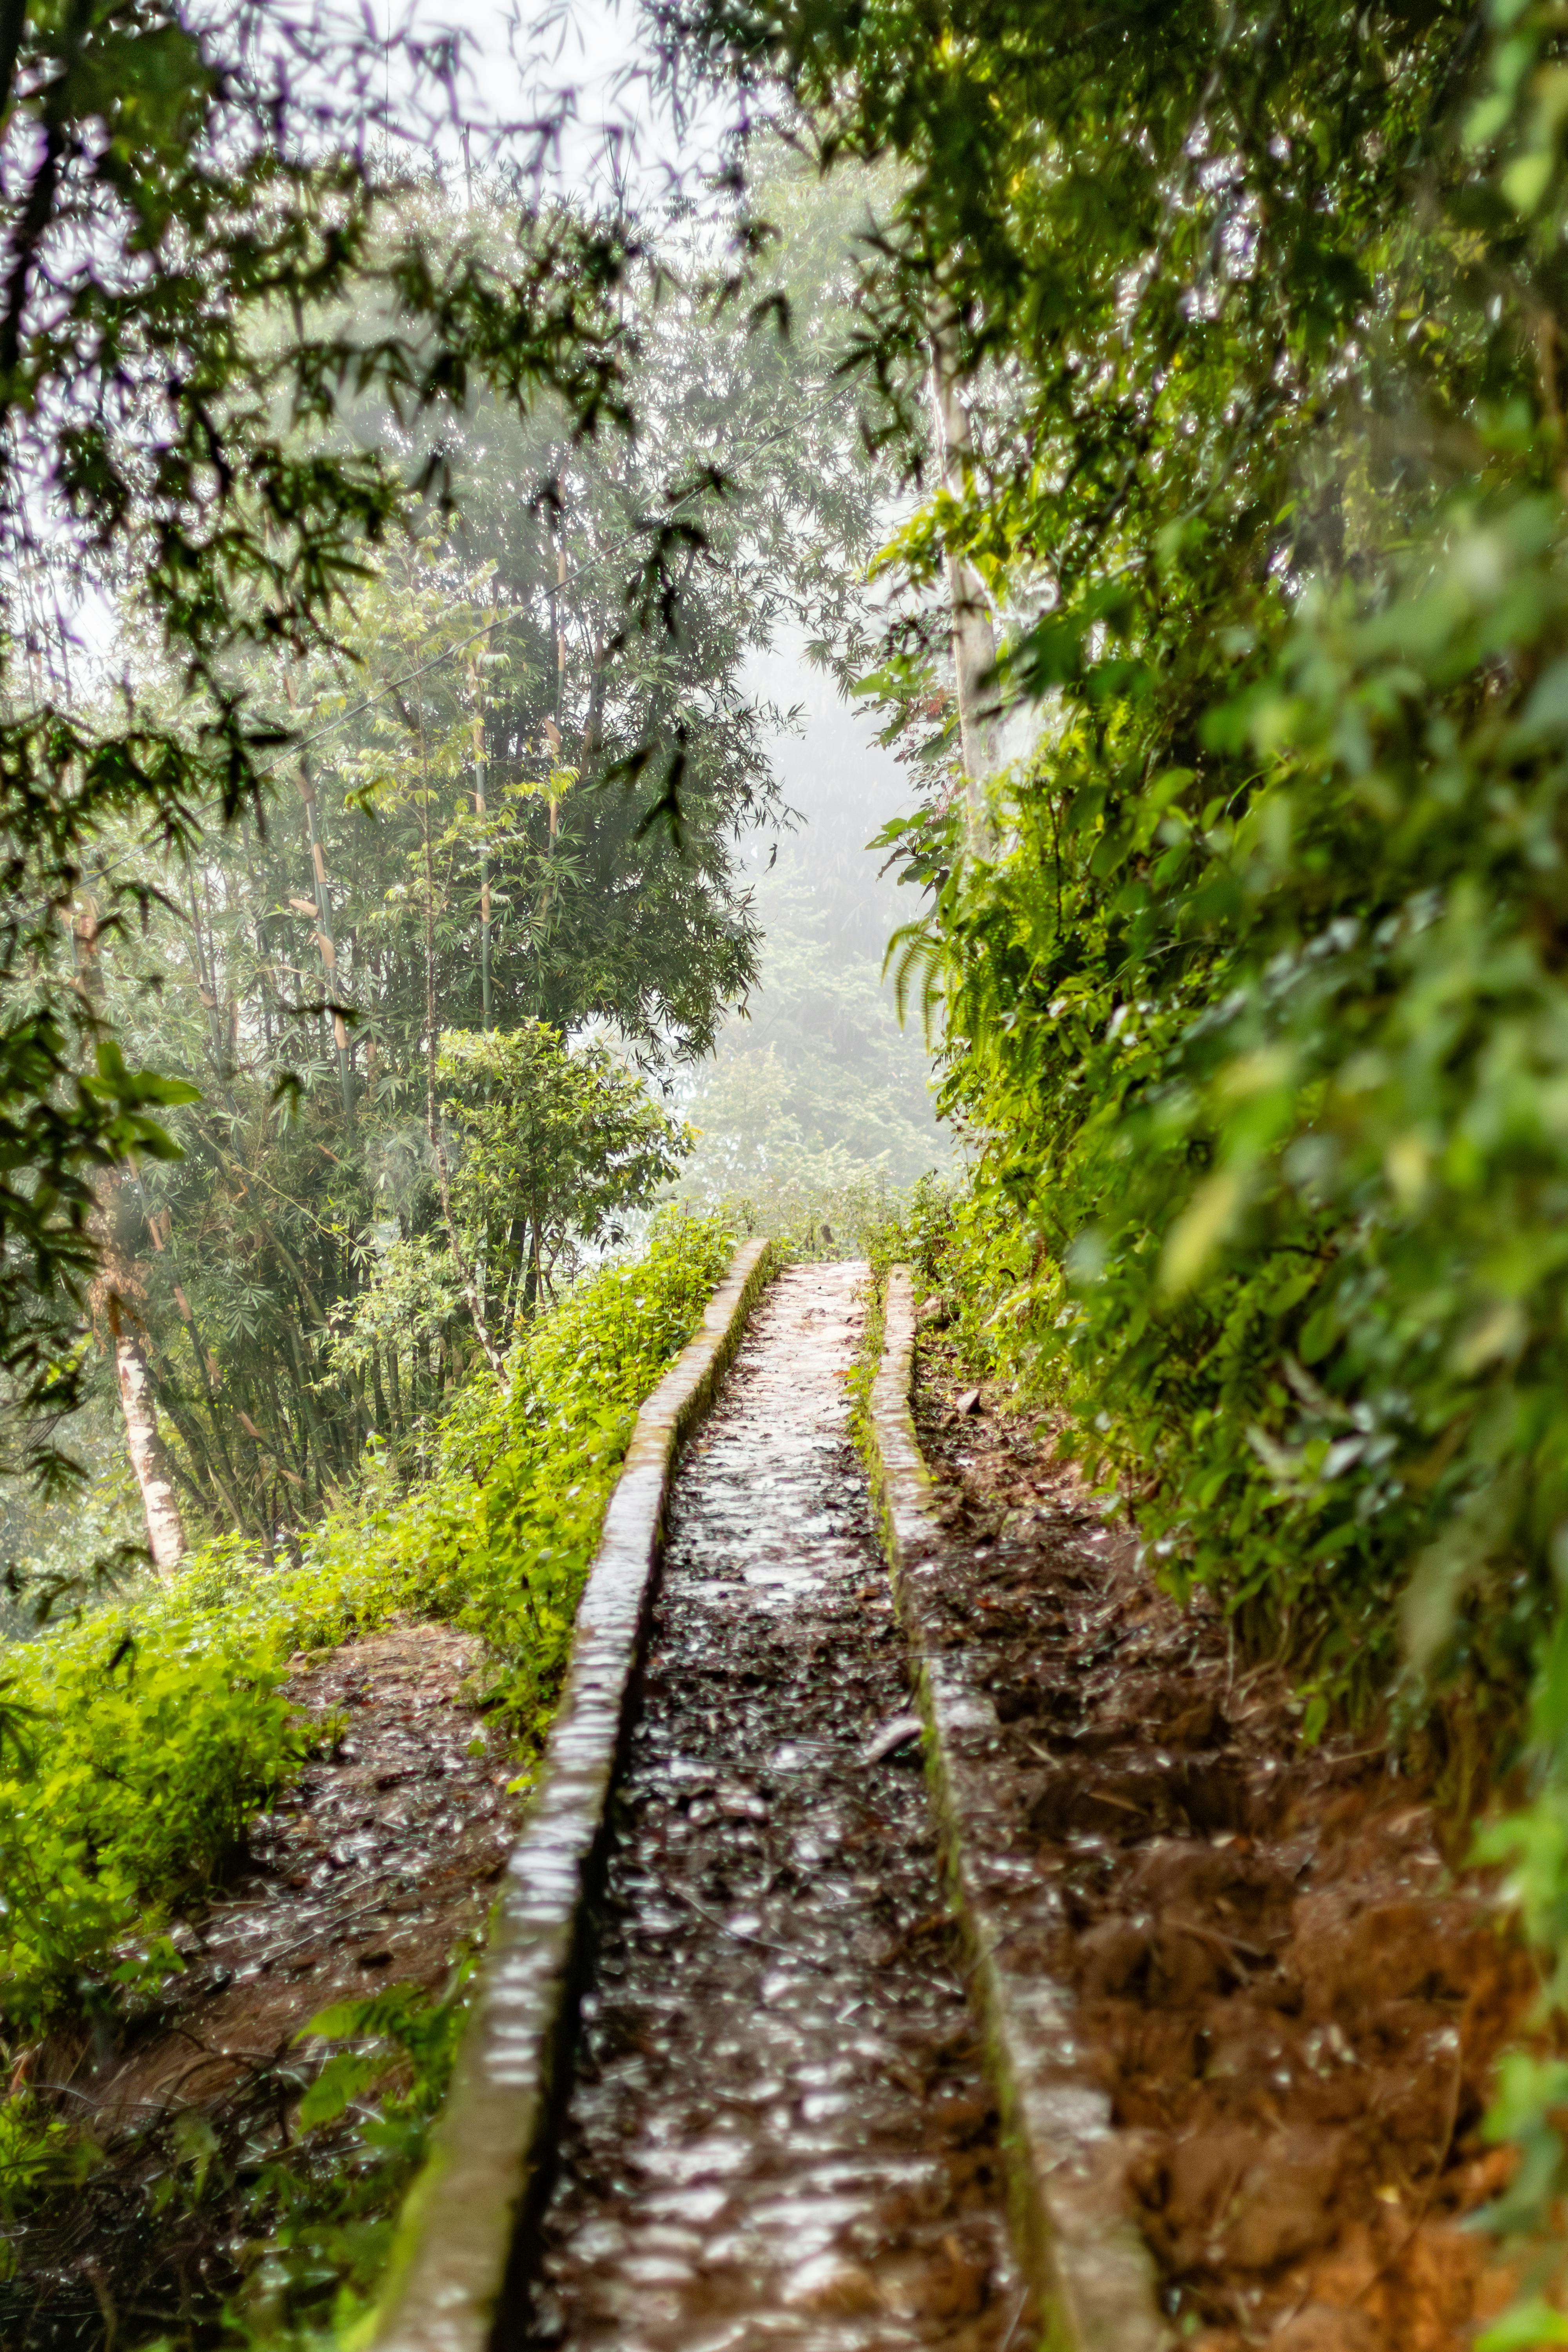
left=523, top=1263, right=1022, bottom=2352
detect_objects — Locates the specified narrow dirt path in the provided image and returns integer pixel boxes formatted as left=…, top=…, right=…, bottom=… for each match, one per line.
left=524, top=1263, right=1022, bottom=2352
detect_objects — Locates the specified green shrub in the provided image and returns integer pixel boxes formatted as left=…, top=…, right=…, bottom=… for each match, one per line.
left=232, top=1976, right=477, bottom=2348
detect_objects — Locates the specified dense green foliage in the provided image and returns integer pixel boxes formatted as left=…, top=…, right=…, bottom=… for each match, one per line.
left=25, top=177, right=887, bottom=1568
left=664, top=0, right=1536, bottom=1696
left=0, top=5, right=638, bottom=1472
left=728, top=15, right=1559, bottom=1659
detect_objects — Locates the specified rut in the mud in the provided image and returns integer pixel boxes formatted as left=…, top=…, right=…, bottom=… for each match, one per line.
left=523, top=1263, right=1022, bottom=2352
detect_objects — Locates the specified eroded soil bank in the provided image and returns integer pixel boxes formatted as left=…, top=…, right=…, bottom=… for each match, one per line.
left=7, top=1621, right=517, bottom=2351
left=524, top=1263, right=1023, bottom=2352
left=912, top=1320, right=1534, bottom=2352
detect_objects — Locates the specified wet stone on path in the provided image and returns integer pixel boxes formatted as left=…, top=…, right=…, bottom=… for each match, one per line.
left=523, top=1263, right=1021, bottom=2352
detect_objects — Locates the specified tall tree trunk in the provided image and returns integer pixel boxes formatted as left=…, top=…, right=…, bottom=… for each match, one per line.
left=283, top=668, right=355, bottom=1131
left=552, top=532, right=567, bottom=730
left=929, top=322, right=1000, bottom=853
left=74, top=892, right=187, bottom=1572
left=470, top=629, right=494, bottom=1032
left=385, top=1340, right=405, bottom=1446
left=95, top=1178, right=187, bottom=1573
left=181, top=849, right=230, bottom=1078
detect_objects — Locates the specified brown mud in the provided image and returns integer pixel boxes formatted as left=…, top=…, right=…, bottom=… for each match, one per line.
left=5, top=1621, right=518, bottom=2352
left=912, top=1323, right=1535, bottom=2352
left=525, top=1263, right=1024, bottom=2352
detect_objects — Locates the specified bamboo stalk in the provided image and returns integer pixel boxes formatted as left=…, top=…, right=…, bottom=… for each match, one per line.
left=929, top=321, right=1000, bottom=854
left=470, top=625, right=494, bottom=1033
left=73, top=892, right=188, bottom=1572
left=283, top=667, right=355, bottom=1129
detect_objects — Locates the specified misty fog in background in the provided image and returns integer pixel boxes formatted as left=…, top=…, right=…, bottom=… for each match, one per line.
left=673, top=648, right=948, bottom=1219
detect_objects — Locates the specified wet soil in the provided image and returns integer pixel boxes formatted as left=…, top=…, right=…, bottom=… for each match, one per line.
left=6, top=1621, right=519, bottom=2352
left=524, top=1263, right=1024, bottom=2352
left=912, top=1323, right=1537, bottom=2352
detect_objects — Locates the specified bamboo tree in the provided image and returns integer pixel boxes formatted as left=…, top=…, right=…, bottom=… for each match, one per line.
left=415, top=681, right=508, bottom=1381
left=74, top=898, right=187, bottom=1573
left=147, top=1214, right=253, bottom=1537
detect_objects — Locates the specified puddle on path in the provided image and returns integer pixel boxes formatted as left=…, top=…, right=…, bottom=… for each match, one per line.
left=523, top=1263, right=1023, bottom=2352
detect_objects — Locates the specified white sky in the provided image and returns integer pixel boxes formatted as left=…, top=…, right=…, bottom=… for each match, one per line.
left=385, top=0, right=730, bottom=202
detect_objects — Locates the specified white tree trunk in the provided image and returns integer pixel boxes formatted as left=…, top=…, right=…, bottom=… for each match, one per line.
left=93, top=1172, right=186, bottom=1573
left=111, top=1306, right=187, bottom=1572
left=74, top=891, right=187, bottom=1573
left=929, top=327, right=1000, bottom=853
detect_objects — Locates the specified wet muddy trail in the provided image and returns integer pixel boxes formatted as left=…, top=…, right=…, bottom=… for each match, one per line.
left=524, top=1263, right=1022, bottom=2352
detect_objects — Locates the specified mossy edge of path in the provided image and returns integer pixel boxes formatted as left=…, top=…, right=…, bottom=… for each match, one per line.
left=866, top=1264, right=1174, bottom=2352
left=365, top=1235, right=777, bottom=2352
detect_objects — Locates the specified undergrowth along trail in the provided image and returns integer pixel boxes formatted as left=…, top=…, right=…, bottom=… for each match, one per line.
left=0, top=1211, right=736, bottom=2339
